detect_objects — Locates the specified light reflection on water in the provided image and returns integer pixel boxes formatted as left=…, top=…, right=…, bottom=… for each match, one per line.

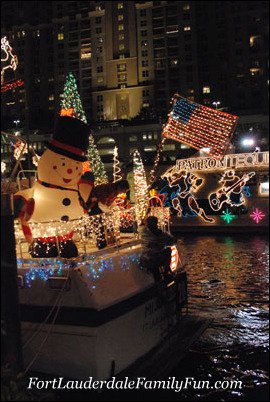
left=174, top=235, right=269, bottom=401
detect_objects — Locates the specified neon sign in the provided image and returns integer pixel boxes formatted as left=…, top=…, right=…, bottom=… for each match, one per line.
left=175, top=152, right=269, bottom=172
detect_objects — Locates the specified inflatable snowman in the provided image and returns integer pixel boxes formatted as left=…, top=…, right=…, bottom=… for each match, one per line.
left=14, top=116, right=126, bottom=259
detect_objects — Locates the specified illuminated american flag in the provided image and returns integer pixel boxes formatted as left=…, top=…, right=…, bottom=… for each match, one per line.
left=163, top=95, right=239, bottom=159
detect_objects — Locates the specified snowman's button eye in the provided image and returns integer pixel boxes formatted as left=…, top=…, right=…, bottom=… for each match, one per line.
left=53, top=165, right=57, bottom=170
left=61, top=215, right=69, bottom=222
left=62, top=198, right=71, bottom=206
left=62, top=163, right=65, bottom=166
left=76, top=167, right=78, bottom=170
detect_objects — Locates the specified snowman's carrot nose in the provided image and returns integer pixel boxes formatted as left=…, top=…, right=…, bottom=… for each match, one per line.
left=67, top=168, right=73, bottom=174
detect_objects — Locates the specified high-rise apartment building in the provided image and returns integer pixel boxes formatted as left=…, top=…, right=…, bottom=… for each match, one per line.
left=1, top=1, right=269, bottom=131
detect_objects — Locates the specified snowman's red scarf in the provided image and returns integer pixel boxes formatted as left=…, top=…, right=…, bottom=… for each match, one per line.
left=37, top=179, right=90, bottom=212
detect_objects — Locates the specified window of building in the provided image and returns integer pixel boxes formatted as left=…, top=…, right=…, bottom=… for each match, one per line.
left=129, top=135, right=137, bottom=142
left=142, top=70, right=149, bottom=77
left=203, top=86, right=211, bottom=93
left=97, top=66, right=103, bottom=73
left=81, top=46, right=91, bottom=59
left=49, top=95, right=54, bottom=101
left=118, top=73, right=127, bottom=82
left=118, top=24, right=124, bottom=31
left=141, top=40, right=148, bottom=47
left=141, top=30, right=148, bottom=37
left=97, top=76, right=104, bottom=83
left=119, top=44, right=125, bottom=51
left=117, top=63, right=126, bottom=71
left=142, top=60, right=148, bottom=67
left=118, top=2, right=124, bottom=9
left=58, top=33, right=64, bottom=41
left=96, top=27, right=102, bottom=34
left=184, top=26, right=191, bottom=31
left=118, top=15, right=124, bottom=21
left=250, top=68, right=262, bottom=76
left=98, top=137, right=115, bottom=144
left=96, top=46, right=103, bottom=53
left=95, top=17, right=102, bottom=24
left=119, top=54, right=125, bottom=59
left=119, top=34, right=125, bottom=41
left=140, top=20, right=147, bottom=27
left=140, top=9, right=147, bottom=17
left=143, top=89, right=149, bottom=97
left=97, top=95, right=103, bottom=102
left=183, top=4, right=190, bottom=10
left=141, top=50, right=148, bottom=57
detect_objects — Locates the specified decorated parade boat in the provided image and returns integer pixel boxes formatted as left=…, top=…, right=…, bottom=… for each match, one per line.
left=2, top=116, right=188, bottom=381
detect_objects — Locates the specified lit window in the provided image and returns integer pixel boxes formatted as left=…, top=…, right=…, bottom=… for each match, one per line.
left=249, top=35, right=261, bottom=47
left=203, top=86, right=210, bottom=94
left=49, top=95, right=54, bottom=101
left=118, top=15, right=124, bottom=21
left=183, top=4, right=190, bottom=10
left=97, top=76, right=104, bottom=83
left=143, top=134, right=147, bottom=140
left=117, top=63, right=126, bottom=71
left=58, top=33, right=64, bottom=41
left=250, top=68, right=262, bottom=76
left=119, top=44, right=125, bottom=51
left=120, top=84, right=126, bottom=88
left=118, top=24, right=124, bottom=31
left=119, top=34, right=125, bottom=41
left=118, top=73, right=127, bottom=82
left=119, top=54, right=125, bottom=59
left=259, top=182, right=269, bottom=196
left=144, top=146, right=156, bottom=152
left=184, top=26, right=191, bottom=31
left=129, top=135, right=137, bottom=142
left=81, top=46, right=91, bottom=59
left=118, top=2, right=123, bottom=9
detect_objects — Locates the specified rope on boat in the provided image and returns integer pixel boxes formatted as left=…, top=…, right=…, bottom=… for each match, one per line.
left=22, top=267, right=71, bottom=374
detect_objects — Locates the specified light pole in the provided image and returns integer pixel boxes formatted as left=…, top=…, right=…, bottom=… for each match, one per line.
left=212, top=101, right=221, bottom=110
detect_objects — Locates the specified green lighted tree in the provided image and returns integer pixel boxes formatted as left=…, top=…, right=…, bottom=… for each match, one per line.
left=60, top=72, right=87, bottom=123
left=87, top=134, right=108, bottom=185
left=60, top=72, right=108, bottom=184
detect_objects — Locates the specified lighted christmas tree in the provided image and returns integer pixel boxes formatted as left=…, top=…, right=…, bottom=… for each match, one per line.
left=87, top=134, right=108, bottom=185
left=60, top=72, right=87, bottom=123
left=60, top=72, right=108, bottom=184
left=113, top=146, right=122, bottom=183
left=133, top=150, right=149, bottom=223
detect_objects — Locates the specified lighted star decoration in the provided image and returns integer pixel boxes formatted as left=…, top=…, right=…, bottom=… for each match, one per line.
left=250, top=208, right=265, bottom=224
left=221, top=208, right=237, bottom=224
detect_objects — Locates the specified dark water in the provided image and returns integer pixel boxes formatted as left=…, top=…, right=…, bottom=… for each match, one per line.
left=56, top=235, right=269, bottom=401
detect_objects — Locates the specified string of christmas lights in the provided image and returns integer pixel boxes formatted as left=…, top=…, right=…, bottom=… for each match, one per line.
left=113, top=146, right=122, bottom=183
left=60, top=72, right=87, bottom=123
left=1, top=78, right=24, bottom=92
left=148, top=137, right=167, bottom=189
left=133, top=150, right=149, bottom=223
left=87, top=134, right=108, bottom=185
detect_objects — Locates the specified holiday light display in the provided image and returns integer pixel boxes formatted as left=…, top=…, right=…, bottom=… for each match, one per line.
left=176, top=152, right=269, bottom=172
left=163, top=94, right=239, bottom=159
left=13, top=139, right=27, bottom=160
left=113, top=146, right=122, bottom=183
left=87, top=134, right=108, bottom=185
left=148, top=137, right=166, bottom=188
left=1, top=161, right=6, bottom=173
left=1, top=36, right=18, bottom=84
left=250, top=208, right=265, bottom=224
left=32, top=154, right=40, bottom=167
left=1, top=79, right=24, bottom=93
left=221, top=208, right=237, bottom=224
left=133, top=150, right=149, bottom=223
left=60, top=73, right=87, bottom=123
left=208, top=170, right=255, bottom=211
left=59, top=73, right=107, bottom=184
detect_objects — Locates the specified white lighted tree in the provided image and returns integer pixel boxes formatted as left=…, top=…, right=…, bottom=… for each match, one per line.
left=133, top=150, right=148, bottom=223
left=113, top=146, right=122, bottom=183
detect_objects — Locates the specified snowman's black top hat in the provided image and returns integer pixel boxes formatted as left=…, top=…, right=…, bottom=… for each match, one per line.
left=46, top=116, right=90, bottom=161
